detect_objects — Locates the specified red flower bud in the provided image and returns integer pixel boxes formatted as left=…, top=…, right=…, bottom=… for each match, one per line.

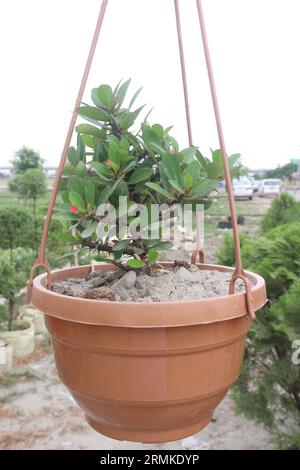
left=114, top=95, right=120, bottom=101
left=70, top=205, right=78, bottom=213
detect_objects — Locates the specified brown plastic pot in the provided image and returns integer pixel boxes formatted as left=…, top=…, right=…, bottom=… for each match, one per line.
left=30, top=262, right=266, bottom=443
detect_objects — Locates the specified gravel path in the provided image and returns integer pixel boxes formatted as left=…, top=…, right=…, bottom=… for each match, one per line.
left=0, top=349, right=273, bottom=450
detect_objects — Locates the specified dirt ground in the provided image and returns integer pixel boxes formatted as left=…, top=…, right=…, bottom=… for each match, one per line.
left=0, top=196, right=275, bottom=450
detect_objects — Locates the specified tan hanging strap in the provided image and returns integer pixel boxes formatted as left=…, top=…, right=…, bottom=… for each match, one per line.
left=196, top=0, right=254, bottom=319
left=174, top=0, right=205, bottom=264
left=25, top=0, right=109, bottom=302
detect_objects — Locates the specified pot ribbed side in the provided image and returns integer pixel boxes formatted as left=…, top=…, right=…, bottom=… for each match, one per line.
left=45, top=314, right=250, bottom=443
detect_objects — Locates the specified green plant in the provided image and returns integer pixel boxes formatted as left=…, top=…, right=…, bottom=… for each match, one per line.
left=217, top=199, right=300, bottom=448
left=58, top=80, right=240, bottom=269
left=0, top=248, right=35, bottom=330
left=0, top=206, right=34, bottom=261
left=16, top=169, right=47, bottom=252
left=261, top=192, right=299, bottom=232
left=232, top=281, right=300, bottom=449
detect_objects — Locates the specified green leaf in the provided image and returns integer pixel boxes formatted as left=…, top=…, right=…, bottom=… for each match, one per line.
left=169, top=179, right=184, bottom=193
left=184, top=172, right=193, bottom=190
left=108, top=139, right=120, bottom=166
left=148, top=248, right=158, bottom=264
left=77, top=105, right=110, bottom=122
left=180, top=147, right=197, bottom=162
left=67, top=176, right=84, bottom=198
left=145, top=182, right=173, bottom=199
left=161, top=154, right=182, bottom=184
left=127, top=259, right=145, bottom=269
left=115, top=180, right=129, bottom=197
left=115, top=78, right=131, bottom=108
left=128, top=86, right=142, bottom=110
left=189, top=179, right=219, bottom=198
left=119, top=106, right=145, bottom=131
left=112, top=239, right=130, bottom=252
left=151, top=241, right=173, bottom=250
left=81, top=134, right=97, bottom=149
left=113, top=79, right=123, bottom=96
left=195, top=149, right=209, bottom=169
left=128, top=168, right=153, bottom=184
left=164, top=126, right=173, bottom=135
left=68, top=146, right=78, bottom=165
left=97, top=84, right=114, bottom=108
left=57, top=233, right=79, bottom=243
left=69, top=191, right=86, bottom=212
left=61, top=191, right=70, bottom=204
left=152, top=124, right=164, bottom=138
left=75, top=162, right=88, bottom=177
left=76, top=134, right=86, bottom=163
left=91, top=161, right=112, bottom=178
left=84, top=179, right=95, bottom=205
left=97, top=186, right=111, bottom=205
left=130, top=105, right=145, bottom=121
left=183, top=161, right=201, bottom=188
left=81, top=223, right=97, bottom=239
left=228, top=153, right=241, bottom=168
left=76, top=124, right=105, bottom=139
left=91, top=88, right=103, bottom=107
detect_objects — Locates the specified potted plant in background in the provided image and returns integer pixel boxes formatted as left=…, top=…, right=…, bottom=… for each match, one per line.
left=0, top=248, right=35, bottom=358
left=30, top=81, right=267, bottom=443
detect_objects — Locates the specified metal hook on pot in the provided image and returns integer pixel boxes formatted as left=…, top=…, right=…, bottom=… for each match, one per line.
left=25, top=261, right=51, bottom=304
left=229, top=270, right=255, bottom=321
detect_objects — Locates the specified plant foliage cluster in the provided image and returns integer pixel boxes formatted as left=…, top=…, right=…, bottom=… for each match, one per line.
left=59, top=80, right=240, bottom=269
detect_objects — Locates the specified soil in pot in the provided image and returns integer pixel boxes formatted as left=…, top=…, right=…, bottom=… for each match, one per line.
left=52, top=264, right=247, bottom=302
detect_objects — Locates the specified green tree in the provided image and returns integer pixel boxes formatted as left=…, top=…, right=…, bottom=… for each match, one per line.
left=0, top=248, right=35, bottom=330
left=264, top=162, right=297, bottom=180
left=11, top=146, right=44, bottom=175
left=0, top=206, right=34, bottom=261
left=16, top=169, right=47, bottom=252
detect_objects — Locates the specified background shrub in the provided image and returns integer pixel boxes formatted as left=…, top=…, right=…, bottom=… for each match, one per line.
left=217, top=194, right=300, bottom=449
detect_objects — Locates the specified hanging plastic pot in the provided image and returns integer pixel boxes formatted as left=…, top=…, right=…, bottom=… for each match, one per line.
left=26, top=0, right=267, bottom=443
left=30, top=263, right=266, bottom=443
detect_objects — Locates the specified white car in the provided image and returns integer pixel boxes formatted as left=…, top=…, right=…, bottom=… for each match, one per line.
left=258, top=179, right=281, bottom=197
left=233, top=179, right=254, bottom=200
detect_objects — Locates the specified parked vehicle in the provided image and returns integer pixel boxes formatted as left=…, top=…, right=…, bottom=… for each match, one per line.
left=248, top=176, right=259, bottom=193
left=258, top=179, right=281, bottom=197
left=233, top=178, right=254, bottom=199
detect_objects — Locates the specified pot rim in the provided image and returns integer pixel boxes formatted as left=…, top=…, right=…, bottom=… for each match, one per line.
left=31, top=263, right=267, bottom=328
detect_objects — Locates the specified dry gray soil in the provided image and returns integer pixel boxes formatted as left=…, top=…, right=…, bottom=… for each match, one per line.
left=52, top=267, right=245, bottom=302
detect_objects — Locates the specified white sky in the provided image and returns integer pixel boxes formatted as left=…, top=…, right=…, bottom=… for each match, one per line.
left=1, top=0, right=300, bottom=169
